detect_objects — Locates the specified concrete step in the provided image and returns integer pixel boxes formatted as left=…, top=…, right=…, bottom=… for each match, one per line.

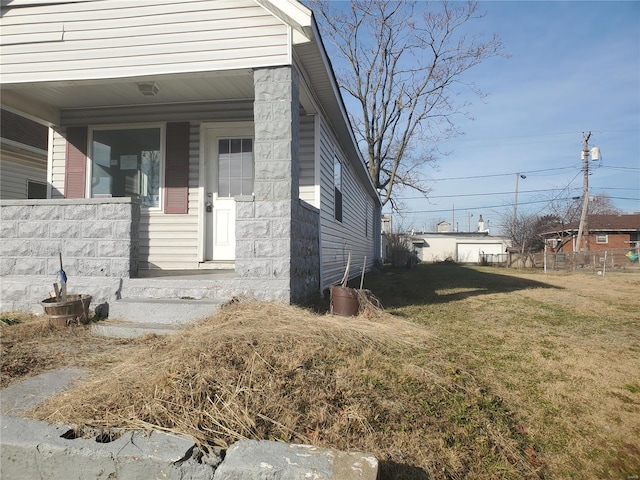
left=108, top=298, right=223, bottom=324
left=92, top=321, right=186, bottom=339
left=94, top=297, right=224, bottom=338
left=121, top=275, right=238, bottom=301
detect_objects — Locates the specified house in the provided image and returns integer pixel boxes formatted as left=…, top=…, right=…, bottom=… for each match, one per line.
left=0, top=109, right=48, bottom=199
left=410, top=217, right=510, bottom=264
left=0, top=0, right=382, bottom=312
left=412, top=231, right=510, bottom=264
left=539, top=214, right=640, bottom=254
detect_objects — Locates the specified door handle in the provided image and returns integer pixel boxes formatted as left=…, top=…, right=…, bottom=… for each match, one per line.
left=205, top=201, right=213, bottom=212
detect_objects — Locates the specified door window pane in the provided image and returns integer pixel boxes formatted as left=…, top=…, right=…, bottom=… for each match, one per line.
left=218, top=138, right=253, bottom=197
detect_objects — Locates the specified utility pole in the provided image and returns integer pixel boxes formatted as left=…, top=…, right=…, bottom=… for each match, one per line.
left=513, top=173, right=526, bottom=234
left=575, top=132, right=591, bottom=252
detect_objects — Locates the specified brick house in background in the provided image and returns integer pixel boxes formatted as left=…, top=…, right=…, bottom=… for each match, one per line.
left=540, top=214, right=640, bottom=254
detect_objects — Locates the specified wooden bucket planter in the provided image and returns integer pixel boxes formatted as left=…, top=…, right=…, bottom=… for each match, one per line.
left=41, top=295, right=92, bottom=327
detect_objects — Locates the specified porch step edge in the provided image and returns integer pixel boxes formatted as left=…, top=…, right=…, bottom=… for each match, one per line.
left=92, top=321, right=185, bottom=339
left=108, top=298, right=224, bottom=325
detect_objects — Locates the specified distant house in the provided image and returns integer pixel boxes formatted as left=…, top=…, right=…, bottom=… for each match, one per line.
left=412, top=231, right=510, bottom=264
left=0, top=109, right=48, bottom=199
left=436, top=221, right=452, bottom=233
left=0, top=0, right=382, bottom=309
left=540, top=214, right=640, bottom=253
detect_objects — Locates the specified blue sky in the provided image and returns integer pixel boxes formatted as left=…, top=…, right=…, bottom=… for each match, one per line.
left=320, top=1, right=640, bottom=233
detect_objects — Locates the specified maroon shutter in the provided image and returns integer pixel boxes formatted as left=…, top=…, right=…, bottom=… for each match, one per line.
left=164, top=122, right=190, bottom=214
left=64, top=126, right=88, bottom=198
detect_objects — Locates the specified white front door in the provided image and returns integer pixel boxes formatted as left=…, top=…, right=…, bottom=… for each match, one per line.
left=203, top=124, right=254, bottom=262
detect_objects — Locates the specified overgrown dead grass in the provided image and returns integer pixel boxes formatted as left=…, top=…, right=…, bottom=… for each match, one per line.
left=30, top=301, right=539, bottom=479
left=4, top=265, right=639, bottom=479
left=0, top=314, right=133, bottom=389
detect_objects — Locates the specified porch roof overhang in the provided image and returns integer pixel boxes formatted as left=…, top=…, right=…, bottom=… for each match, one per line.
left=1, top=69, right=259, bottom=127
left=0, top=0, right=380, bottom=206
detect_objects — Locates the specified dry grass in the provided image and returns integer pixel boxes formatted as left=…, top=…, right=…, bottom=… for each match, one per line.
left=0, top=314, right=134, bottom=389
left=28, top=301, right=536, bottom=479
left=4, top=265, right=639, bottom=479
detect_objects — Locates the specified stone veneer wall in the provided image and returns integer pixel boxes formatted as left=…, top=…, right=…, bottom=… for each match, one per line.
left=290, top=200, right=320, bottom=303
left=0, top=198, right=140, bottom=279
left=235, top=65, right=320, bottom=303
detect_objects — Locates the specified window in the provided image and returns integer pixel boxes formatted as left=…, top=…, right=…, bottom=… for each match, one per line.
left=334, top=155, right=342, bottom=222
left=218, top=138, right=253, bottom=197
left=91, top=127, right=162, bottom=208
left=27, top=180, right=46, bottom=199
left=365, top=203, right=369, bottom=237
left=595, top=234, right=608, bottom=244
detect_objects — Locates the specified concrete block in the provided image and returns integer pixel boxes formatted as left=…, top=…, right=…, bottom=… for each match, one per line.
left=212, top=440, right=378, bottom=480
left=82, top=221, right=114, bottom=239
left=65, top=204, right=97, bottom=220
left=1, top=205, right=27, bottom=220
left=255, top=200, right=290, bottom=218
left=64, top=239, right=97, bottom=258
left=30, top=239, right=63, bottom=257
left=236, top=220, right=269, bottom=238
left=12, top=257, right=47, bottom=276
left=0, top=257, right=16, bottom=276
left=75, top=258, right=110, bottom=276
left=49, top=221, right=82, bottom=239
left=97, top=203, right=128, bottom=220
left=254, top=239, right=289, bottom=258
left=29, top=204, right=63, bottom=220
left=0, top=239, right=31, bottom=257
left=98, top=240, right=130, bottom=258
left=0, top=220, right=18, bottom=238
left=0, top=416, right=216, bottom=480
left=18, top=221, right=50, bottom=239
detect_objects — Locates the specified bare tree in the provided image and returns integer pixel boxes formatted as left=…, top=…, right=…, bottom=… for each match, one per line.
left=546, top=192, right=621, bottom=224
left=499, top=211, right=559, bottom=254
left=311, top=0, right=505, bottom=208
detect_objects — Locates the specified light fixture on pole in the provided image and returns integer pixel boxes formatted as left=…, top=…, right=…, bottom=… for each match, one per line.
left=513, top=173, right=527, bottom=225
left=468, top=212, right=474, bottom=232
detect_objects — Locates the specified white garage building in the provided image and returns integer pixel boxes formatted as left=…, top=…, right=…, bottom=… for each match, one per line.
left=412, top=232, right=510, bottom=264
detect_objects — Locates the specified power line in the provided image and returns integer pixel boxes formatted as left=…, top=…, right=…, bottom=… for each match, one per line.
left=599, top=165, right=640, bottom=172
left=430, top=165, right=577, bottom=182
left=397, top=187, right=580, bottom=201
left=394, top=195, right=639, bottom=217
left=403, top=198, right=568, bottom=215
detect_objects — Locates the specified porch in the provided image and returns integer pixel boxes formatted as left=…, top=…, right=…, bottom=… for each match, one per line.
left=0, top=197, right=306, bottom=322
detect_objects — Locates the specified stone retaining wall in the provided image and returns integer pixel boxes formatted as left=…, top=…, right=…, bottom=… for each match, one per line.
left=0, top=198, right=140, bottom=279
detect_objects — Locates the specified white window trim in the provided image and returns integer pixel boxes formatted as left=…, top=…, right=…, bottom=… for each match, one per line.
left=87, top=123, right=165, bottom=210
left=595, top=234, right=608, bottom=244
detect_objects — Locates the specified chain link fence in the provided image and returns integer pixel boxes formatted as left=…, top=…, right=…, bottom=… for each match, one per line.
left=479, top=249, right=640, bottom=272
left=542, top=248, right=640, bottom=273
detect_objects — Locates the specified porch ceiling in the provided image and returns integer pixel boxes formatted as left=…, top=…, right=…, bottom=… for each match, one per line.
left=2, top=69, right=256, bottom=124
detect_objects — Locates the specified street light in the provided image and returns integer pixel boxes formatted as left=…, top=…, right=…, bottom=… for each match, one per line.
left=513, top=173, right=526, bottom=225
left=468, top=212, right=474, bottom=232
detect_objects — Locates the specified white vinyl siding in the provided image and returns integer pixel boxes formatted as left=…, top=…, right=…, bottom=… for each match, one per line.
left=50, top=102, right=254, bottom=269
left=1, top=0, right=289, bottom=84
left=0, top=153, right=47, bottom=199
left=50, top=129, right=69, bottom=199
left=140, top=123, right=200, bottom=269
left=318, top=116, right=376, bottom=289
left=298, top=115, right=316, bottom=205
